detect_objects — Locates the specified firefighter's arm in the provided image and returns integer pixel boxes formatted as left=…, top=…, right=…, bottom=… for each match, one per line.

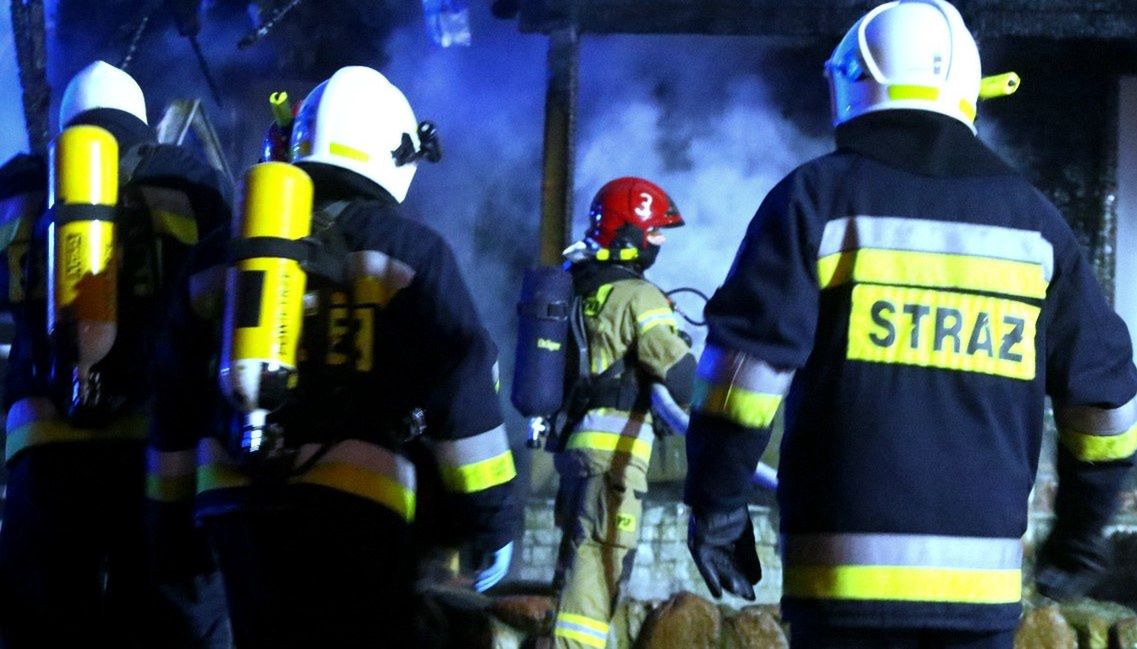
left=416, top=237, right=518, bottom=587
left=1040, top=225, right=1137, bottom=600
left=685, top=173, right=820, bottom=600
left=631, top=284, right=696, bottom=408
left=146, top=258, right=223, bottom=580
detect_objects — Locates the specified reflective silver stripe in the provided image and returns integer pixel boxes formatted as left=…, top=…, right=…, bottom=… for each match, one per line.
left=782, top=533, right=1022, bottom=570
left=697, top=344, right=795, bottom=394
left=573, top=409, right=652, bottom=438
left=6, top=397, right=57, bottom=430
left=348, top=250, right=416, bottom=306
left=147, top=448, right=196, bottom=477
left=294, top=440, right=417, bottom=491
left=430, top=425, right=511, bottom=468
left=819, top=216, right=1055, bottom=281
left=1054, top=397, right=1137, bottom=436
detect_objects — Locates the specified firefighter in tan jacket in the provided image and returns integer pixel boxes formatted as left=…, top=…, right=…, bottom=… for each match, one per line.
left=551, top=177, right=696, bottom=648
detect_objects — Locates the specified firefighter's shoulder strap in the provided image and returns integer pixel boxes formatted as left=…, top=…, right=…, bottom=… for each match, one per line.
left=301, top=200, right=352, bottom=285
left=561, top=290, right=627, bottom=427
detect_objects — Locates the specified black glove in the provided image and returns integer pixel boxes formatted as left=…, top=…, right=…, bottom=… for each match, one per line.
left=687, top=505, right=762, bottom=600
left=1035, top=530, right=1109, bottom=602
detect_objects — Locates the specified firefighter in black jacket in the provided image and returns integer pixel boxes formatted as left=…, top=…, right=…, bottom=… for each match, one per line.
left=684, top=2, right=1137, bottom=648
left=150, top=65, right=519, bottom=647
left=0, top=61, right=232, bottom=648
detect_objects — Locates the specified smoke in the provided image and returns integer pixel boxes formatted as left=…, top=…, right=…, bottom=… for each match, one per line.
left=0, top=1, right=836, bottom=466
left=0, top=6, right=26, bottom=156
left=572, top=35, right=831, bottom=352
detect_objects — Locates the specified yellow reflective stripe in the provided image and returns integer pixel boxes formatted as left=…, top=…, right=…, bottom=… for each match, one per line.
left=293, top=462, right=416, bottom=522
left=888, top=84, right=939, bottom=102
left=1060, top=422, right=1137, bottom=462
left=565, top=431, right=652, bottom=462
left=347, top=251, right=416, bottom=307
left=197, top=463, right=251, bottom=492
left=152, top=209, right=198, bottom=245
left=558, top=613, right=610, bottom=633
left=329, top=141, right=371, bottom=162
left=817, top=249, right=1048, bottom=299
left=594, top=248, right=638, bottom=261
left=554, top=627, right=607, bottom=648
left=693, top=380, right=782, bottom=429
left=638, top=307, right=676, bottom=334
left=439, top=451, right=517, bottom=493
left=959, top=99, right=977, bottom=122
left=5, top=410, right=148, bottom=461
left=147, top=474, right=196, bottom=502
left=783, top=565, right=1021, bottom=604
left=555, top=613, right=610, bottom=647
left=886, top=85, right=976, bottom=122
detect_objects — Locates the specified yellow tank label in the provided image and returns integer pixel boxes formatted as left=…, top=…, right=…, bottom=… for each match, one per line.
left=229, top=257, right=306, bottom=367
left=51, top=125, right=118, bottom=207
left=54, top=220, right=116, bottom=321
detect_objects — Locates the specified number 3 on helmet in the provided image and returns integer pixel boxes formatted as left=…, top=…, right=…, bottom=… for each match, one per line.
left=586, top=177, right=683, bottom=256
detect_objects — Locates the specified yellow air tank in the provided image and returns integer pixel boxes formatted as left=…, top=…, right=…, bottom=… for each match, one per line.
left=47, top=125, right=119, bottom=420
left=219, top=162, right=313, bottom=456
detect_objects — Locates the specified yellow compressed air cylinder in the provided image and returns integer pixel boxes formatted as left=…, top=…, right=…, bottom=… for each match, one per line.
left=219, top=162, right=313, bottom=454
left=46, top=125, right=119, bottom=403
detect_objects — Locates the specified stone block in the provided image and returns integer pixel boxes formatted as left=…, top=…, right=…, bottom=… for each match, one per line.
left=721, top=605, right=788, bottom=649
left=489, top=594, right=554, bottom=636
left=1015, top=604, right=1077, bottom=649
left=634, top=591, right=721, bottom=649
left=1060, top=600, right=1137, bottom=649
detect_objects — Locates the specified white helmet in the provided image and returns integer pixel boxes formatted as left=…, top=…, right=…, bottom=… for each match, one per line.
left=825, top=0, right=981, bottom=133
left=59, top=61, right=148, bottom=127
left=291, top=66, right=438, bottom=204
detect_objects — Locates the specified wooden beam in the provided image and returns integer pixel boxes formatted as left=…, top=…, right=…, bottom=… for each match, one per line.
left=11, top=0, right=50, bottom=153
left=539, top=27, right=579, bottom=265
left=518, top=0, right=1137, bottom=39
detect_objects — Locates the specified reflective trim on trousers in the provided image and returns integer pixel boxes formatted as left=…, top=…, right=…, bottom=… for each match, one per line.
left=565, top=410, right=653, bottom=463
left=554, top=612, right=610, bottom=648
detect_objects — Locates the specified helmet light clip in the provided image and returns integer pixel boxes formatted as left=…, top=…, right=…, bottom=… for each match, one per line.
left=392, top=121, right=442, bottom=167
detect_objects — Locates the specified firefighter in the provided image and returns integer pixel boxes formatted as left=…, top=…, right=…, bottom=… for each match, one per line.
left=150, top=65, right=519, bottom=648
left=550, top=177, right=696, bottom=648
left=0, top=61, right=232, bottom=648
left=683, top=2, right=1137, bottom=648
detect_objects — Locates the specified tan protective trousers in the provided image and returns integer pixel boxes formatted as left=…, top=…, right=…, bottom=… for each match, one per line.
left=551, top=450, right=648, bottom=649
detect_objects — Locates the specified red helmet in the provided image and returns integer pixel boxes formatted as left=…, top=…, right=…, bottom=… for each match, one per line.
left=586, top=177, right=683, bottom=255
